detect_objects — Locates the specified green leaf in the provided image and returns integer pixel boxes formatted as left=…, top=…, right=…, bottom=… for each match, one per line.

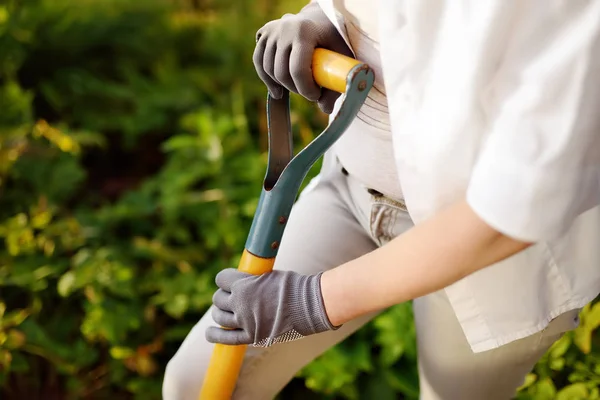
left=5, top=329, right=26, bottom=349
left=0, top=6, right=8, bottom=25
left=574, top=327, right=593, bottom=354
left=81, top=299, right=142, bottom=343
left=550, top=334, right=572, bottom=359
left=556, top=383, right=589, bottom=400
left=164, top=294, right=189, bottom=319
left=1, top=308, right=30, bottom=328
left=373, top=303, right=416, bottom=366
left=0, top=349, right=11, bottom=369
left=574, top=303, right=600, bottom=354
left=161, top=134, right=199, bottom=152
left=298, top=344, right=364, bottom=396
left=550, top=357, right=566, bottom=371
left=57, top=271, right=76, bottom=297
left=109, top=346, right=135, bottom=359
left=583, top=302, right=600, bottom=331
left=534, top=378, right=557, bottom=400
left=517, top=373, right=537, bottom=392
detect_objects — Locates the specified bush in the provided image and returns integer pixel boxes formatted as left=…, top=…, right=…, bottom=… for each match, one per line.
left=0, top=1, right=598, bottom=399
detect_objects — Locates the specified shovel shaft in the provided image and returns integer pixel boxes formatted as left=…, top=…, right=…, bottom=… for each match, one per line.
left=199, top=344, right=247, bottom=400
left=199, top=250, right=275, bottom=400
left=197, top=48, right=373, bottom=400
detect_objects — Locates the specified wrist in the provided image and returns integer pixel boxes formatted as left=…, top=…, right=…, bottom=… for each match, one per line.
left=319, top=267, right=355, bottom=327
left=288, top=271, right=338, bottom=335
left=312, top=272, right=340, bottom=330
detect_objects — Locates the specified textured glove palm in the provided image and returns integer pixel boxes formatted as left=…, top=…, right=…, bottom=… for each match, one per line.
left=205, top=269, right=337, bottom=347
left=253, top=2, right=353, bottom=114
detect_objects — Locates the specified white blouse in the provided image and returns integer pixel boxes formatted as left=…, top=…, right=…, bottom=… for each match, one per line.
left=331, top=0, right=403, bottom=199
left=311, top=0, right=600, bottom=353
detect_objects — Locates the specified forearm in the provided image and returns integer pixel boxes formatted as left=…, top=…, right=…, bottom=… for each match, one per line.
left=320, top=199, right=532, bottom=326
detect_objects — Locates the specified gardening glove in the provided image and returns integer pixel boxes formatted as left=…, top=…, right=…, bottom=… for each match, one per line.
left=205, top=268, right=339, bottom=347
left=253, top=2, right=353, bottom=114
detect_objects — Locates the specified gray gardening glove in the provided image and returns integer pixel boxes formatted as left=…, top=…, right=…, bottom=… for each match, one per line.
left=206, top=268, right=338, bottom=347
left=253, top=2, right=353, bottom=114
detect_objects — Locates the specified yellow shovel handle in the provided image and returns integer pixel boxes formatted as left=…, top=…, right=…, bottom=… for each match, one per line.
left=312, top=48, right=362, bottom=94
left=199, top=250, right=275, bottom=400
left=198, top=49, right=363, bottom=400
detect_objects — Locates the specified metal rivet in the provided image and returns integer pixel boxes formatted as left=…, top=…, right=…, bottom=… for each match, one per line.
left=278, top=216, right=287, bottom=224
left=358, top=81, right=367, bottom=91
left=271, top=241, right=279, bottom=249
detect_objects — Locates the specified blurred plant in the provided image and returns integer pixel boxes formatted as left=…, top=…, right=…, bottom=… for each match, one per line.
left=515, top=301, right=600, bottom=400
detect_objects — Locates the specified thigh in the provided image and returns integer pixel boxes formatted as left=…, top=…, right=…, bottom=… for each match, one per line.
left=162, top=176, right=379, bottom=400
left=413, top=291, right=579, bottom=400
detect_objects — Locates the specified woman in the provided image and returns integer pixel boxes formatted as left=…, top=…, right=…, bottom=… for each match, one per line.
left=163, top=1, right=600, bottom=399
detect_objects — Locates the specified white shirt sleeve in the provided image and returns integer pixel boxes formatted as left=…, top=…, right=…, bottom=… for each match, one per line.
left=466, top=1, right=600, bottom=242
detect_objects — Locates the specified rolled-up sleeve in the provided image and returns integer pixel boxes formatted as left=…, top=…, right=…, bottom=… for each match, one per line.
left=467, top=1, right=600, bottom=242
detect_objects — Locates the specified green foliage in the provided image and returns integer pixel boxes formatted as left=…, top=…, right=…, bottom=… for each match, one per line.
left=0, top=0, right=598, bottom=399
left=292, top=303, right=419, bottom=400
left=515, top=302, right=600, bottom=400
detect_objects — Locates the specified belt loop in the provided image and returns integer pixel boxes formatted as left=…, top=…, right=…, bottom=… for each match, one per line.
left=367, top=188, right=383, bottom=197
left=337, top=159, right=384, bottom=199
left=337, top=157, right=349, bottom=176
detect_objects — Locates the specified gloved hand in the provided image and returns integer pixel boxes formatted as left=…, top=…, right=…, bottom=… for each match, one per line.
left=205, top=268, right=339, bottom=347
left=253, top=2, right=353, bottom=114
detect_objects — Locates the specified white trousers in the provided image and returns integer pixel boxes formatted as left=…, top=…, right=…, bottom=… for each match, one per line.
left=163, top=163, right=580, bottom=400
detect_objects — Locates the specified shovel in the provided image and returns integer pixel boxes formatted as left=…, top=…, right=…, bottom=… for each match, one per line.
left=198, top=48, right=374, bottom=400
